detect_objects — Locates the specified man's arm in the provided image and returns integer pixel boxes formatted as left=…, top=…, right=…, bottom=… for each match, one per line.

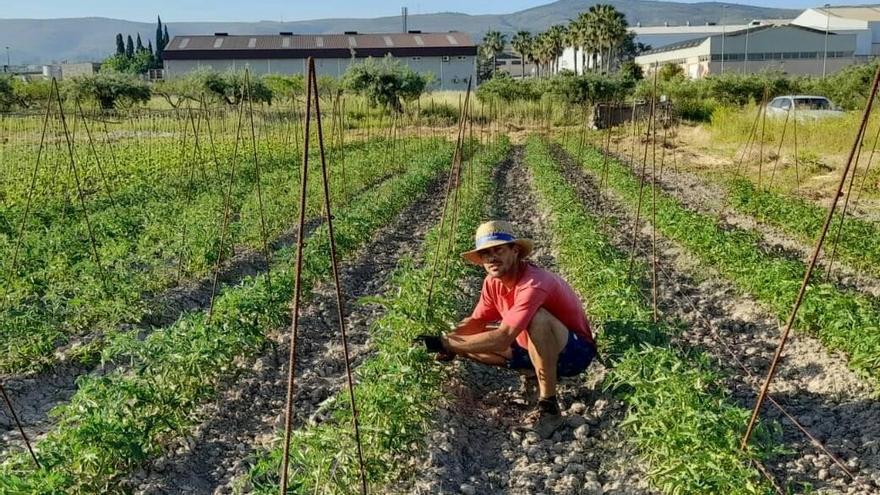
left=451, top=317, right=493, bottom=336
left=442, top=322, right=520, bottom=354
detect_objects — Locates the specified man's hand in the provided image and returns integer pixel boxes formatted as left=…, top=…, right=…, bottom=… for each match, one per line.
left=413, top=334, right=445, bottom=353
left=413, top=335, right=456, bottom=361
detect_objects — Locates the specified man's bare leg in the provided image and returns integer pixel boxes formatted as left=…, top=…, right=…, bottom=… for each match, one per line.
left=526, top=308, right=569, bottom=399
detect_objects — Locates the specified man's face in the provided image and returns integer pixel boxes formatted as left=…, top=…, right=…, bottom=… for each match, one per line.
left=478, top=243, right=520, bottom=278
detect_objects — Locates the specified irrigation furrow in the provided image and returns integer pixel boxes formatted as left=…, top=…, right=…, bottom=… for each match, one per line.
left=396, top=146, right=653, bottom=495
left=552, top=144, right=880, bottom=494
left=126, top=174, right=449, bottom=494
left=0, top=169, right=400, bottom=454
left=642, top=161, right=880, bottom=298
left=0, top=219, right=319, bottom=453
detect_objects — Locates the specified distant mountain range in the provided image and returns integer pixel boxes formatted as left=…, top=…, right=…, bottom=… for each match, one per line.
left=1, top=0, right=801, bottom=64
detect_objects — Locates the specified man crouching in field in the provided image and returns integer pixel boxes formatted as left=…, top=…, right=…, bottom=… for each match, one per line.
left=415, top=220, right=596, bottom=438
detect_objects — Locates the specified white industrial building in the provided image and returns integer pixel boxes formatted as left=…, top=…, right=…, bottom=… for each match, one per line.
left=163, top=31, right=477, bottom=91
left=634, top=24, right=857, bottom=79
left=556, top=20, right=784, bottom=75
left=791, top=6, right=880, bottom=56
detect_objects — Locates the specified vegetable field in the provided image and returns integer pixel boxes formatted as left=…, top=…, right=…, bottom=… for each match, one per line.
left=1, top=73, right=880, bottom=495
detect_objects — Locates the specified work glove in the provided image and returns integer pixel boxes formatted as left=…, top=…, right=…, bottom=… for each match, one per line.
left=413, top=334, right=456, bottom=361
left=413, top=334, right=445, bottom=353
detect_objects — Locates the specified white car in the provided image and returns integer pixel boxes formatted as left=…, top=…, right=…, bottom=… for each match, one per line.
left=766, top=95, right=845, bottom=119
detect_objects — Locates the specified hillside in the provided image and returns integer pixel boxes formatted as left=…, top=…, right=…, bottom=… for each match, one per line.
left=0, top=0, right=800, bottom=64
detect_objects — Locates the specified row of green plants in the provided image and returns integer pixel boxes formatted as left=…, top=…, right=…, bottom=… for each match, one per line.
left=526, top=137, right=776, bottom=494
left=727, top=177, right=880, bottom=278
left=561, top=139, right=880, bottom=386
left=2, top=54, right=431, bottom=112
left=0, top=136, right=439, bottom=374
left=0, top=136, right=458, bottom=493
left=245, top=138, right=509, bottom=494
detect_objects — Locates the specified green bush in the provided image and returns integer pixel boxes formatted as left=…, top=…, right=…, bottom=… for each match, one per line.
left=342, top=56, right=431, bottom=112
left=65, top=72, right=151, bottom=110
left=475, top=73, right=542, bottom=102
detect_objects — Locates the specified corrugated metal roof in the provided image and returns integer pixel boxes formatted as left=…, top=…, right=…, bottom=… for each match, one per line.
left=640, top=24, right=833, bottom=56
left=166, top=32, right=474, bottom=52
left=820, top=6, right=880, bottom=22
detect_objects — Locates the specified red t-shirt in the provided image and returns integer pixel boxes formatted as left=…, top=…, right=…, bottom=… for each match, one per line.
left=470, top=262, right=593, bottom=349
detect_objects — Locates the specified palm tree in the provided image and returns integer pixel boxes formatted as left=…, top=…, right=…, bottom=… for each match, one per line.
left=573, top=11, right=599, bottom=73
left=590, top=4, right=628, bottom=72
left=563, top=24, right=580, bottom=74
left=544, top=24, right=567, bottom=75
left=531, top=32, right=549, bottom=77
left=481, top=30, right=507, bottom=77
left=569, top=12, right=591, bottom=74
left=511, top=31, right=533, bottom=79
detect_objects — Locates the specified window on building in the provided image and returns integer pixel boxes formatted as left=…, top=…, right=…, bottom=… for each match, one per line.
left=411, top=56, right=421, bottom=61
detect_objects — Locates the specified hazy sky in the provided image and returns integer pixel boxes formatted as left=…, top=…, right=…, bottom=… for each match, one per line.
left=0, top=1, right=862, bottom=23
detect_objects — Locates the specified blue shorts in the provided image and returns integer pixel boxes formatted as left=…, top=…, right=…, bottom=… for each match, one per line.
left=507, top=331, right=596, bottom=377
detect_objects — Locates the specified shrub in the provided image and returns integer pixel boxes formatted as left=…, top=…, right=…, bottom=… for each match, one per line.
left=343, top=56, right=431, bottom=112
left=65, top=72, right=151, bottom=110
left=475, top=73, right=542, bottom=103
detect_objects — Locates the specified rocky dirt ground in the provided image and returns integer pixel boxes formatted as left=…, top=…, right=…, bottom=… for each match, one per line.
left=125, top=175, right=448, bottom=494
left=392, top=147, right=654, bottom=495
left=551, top=144, right=880, bottom=495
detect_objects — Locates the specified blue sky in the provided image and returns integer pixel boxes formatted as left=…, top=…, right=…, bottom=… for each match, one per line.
left=0, top=1, right=861, bottom=22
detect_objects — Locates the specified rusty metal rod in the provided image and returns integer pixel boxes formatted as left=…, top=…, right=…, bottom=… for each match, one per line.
left=0, top=381, right=40, bottom=468
left=245, top=70, right=273, bottom=286
left=279, top=57, right=315, bottom=495
left=309, top=60, right=369, bottom=495
left=741, top=63, right=880, bottom=450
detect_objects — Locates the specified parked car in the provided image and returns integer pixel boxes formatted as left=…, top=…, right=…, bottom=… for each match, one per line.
left=766, top=95, right=845, bottom=119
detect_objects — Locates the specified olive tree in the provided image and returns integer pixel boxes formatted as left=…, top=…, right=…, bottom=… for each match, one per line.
left=66, top=72, right=151, bottom=109
left=342, top=56, right=430, bottom=113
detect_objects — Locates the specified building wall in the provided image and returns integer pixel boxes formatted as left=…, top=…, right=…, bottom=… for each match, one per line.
left=708, top=26, right=856, bottom=57
left=636, top=26, right=859, bottom=79
left=792, top=9, right=873, bottom=56
left=60, top=62, right=99, bottom=79
left=165, top=55, right=475, bottom=90
left=634, top=39, right=710, bottom=70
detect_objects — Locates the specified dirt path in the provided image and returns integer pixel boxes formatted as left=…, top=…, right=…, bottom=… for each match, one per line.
left=125, top=175, right=448, bottom=494
left=552, top=145, right=880, bottom=494
left=394, top=147, right=653, bottom=495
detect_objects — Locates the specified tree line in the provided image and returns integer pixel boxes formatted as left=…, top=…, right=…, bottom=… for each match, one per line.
left=480, top=3, right=647, bottom=79
left=102, top=16, right=170, bottom=75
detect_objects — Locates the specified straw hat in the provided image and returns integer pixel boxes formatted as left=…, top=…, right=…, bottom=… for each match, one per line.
left=461, top=220, right=534, bottom=265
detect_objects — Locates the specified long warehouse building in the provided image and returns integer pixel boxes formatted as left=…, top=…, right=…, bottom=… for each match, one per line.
left=162, top=31, right=477, bottom=90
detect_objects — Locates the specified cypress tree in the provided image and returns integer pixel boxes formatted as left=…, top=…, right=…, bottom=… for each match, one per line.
left=148, top=40, right=154, bottom=55
left=136, top=33, right=144, bottom=52
left=126, top=35, right=135, bottom=58
left=155, top=16, right=165, bottom=59
left=164, top=25, right=170, bottom=47
left=115, top=33, right=125, bottom=55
